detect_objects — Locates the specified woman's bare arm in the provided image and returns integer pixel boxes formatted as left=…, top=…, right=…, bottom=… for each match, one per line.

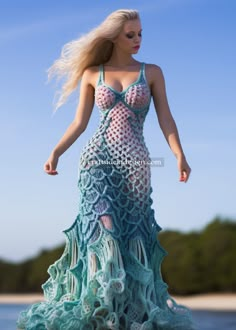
left=148, top=64, right=191, bottom=182
left=44, top=67, right=96, bottom=175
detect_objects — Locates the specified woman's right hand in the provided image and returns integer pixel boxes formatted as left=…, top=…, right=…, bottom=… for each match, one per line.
left=44, top=153, right=59, bottom=175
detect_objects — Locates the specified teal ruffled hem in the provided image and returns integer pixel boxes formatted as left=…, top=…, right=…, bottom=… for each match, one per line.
left=17, top=223, right=195, bottom=330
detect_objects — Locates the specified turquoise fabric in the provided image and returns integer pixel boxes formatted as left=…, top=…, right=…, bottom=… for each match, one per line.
left=17, top=63, right=196, bottom=329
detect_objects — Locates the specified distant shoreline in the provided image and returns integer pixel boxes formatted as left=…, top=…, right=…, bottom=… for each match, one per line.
left=0, top=293, right=236, bottom=311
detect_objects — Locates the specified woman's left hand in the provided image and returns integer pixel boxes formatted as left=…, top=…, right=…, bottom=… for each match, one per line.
left=177, top=155, right=191, bottom=183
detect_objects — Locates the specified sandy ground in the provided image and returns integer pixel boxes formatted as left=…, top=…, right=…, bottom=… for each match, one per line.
left=173, top=293, right=236, bottom=311
left=0, top=293, right=236, bottom=311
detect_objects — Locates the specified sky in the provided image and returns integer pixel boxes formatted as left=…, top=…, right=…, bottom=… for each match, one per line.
left=0, top=0, right=235, bottom=262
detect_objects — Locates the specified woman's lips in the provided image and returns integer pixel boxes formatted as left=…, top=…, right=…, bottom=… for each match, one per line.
left=133, top=45, right=140, bottom=50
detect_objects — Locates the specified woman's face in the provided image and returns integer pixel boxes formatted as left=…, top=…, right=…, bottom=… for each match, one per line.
left=114, top=19, right=142, bottom=54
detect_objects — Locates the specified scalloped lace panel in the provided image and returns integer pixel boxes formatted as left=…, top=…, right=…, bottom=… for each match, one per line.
left=17, top=63, right=196, bottom=330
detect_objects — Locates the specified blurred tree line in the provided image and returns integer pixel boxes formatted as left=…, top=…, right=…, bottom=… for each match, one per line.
left=0, top=216, right=235, bottom=295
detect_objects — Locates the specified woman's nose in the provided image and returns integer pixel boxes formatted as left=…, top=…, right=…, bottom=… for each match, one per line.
left=134, top=36, right=140, bottom=44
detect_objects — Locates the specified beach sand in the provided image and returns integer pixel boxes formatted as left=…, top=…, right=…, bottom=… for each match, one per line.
left=174, top=293, right=236, bottom=311
left=0, top=293, right=235, bottom=311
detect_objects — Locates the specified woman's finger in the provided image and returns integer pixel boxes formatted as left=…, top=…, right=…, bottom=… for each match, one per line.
left=180, top=170, right=188, bottom=182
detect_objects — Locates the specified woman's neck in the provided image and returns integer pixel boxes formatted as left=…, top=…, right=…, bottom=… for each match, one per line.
left=106, top=50, right=138, bottom=67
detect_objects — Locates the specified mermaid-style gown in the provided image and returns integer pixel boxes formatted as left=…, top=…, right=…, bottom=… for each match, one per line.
left=17, top=63, right=195, bottom=329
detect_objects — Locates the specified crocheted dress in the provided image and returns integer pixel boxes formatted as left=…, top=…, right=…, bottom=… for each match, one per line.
left=17, top=63, right=195, bottom=330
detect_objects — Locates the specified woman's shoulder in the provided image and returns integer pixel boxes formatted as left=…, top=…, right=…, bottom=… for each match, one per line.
left=145, top=63, right=163, bottom=74
left=81, top=65, right=101, bottom=87
left=144, top=63, right=165, bottom=83
left=82, top=65, right=100, bottom=77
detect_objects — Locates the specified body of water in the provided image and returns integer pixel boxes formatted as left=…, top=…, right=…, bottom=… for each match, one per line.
left=0, top=304, right=236, bottom=329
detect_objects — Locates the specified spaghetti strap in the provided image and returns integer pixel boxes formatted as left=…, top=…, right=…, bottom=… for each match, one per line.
left=140, top=62, right=147, bottom=83
left=141, top=62, right=145, bottom=73
left=96, top=64, right=104, bottom=86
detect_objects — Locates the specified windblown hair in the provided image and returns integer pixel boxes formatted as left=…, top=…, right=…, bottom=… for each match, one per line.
left=47, top=9, right=140, bottom=110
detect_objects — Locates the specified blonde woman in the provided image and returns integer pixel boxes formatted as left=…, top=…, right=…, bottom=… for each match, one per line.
left=17, top=9, right=194, bottom=330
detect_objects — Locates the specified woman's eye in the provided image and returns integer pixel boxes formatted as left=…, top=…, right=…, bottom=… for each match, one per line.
left=126, top=32, right=142, bottom=39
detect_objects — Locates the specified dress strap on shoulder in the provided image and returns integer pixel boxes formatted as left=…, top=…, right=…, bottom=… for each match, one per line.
left=140, top=62, right=147, bottom=83
left=97, top=64, right=104, bottom=86
left=141, top=62, right=145, bottom=72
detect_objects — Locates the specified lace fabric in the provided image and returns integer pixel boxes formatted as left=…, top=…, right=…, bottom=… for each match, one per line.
left=17, top=63, right=196, bottom=329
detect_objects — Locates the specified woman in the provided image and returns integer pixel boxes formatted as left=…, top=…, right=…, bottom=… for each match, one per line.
left=17, top=9, right=194, bottom=330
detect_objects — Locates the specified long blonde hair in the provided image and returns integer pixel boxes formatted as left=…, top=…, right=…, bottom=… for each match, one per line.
left=47, top=9, right=139, bottom=110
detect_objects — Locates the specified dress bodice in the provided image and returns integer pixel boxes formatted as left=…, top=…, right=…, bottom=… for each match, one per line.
left=95, top=62, right=151, bottom=113
left=79, top=62, right=152, bottom=188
